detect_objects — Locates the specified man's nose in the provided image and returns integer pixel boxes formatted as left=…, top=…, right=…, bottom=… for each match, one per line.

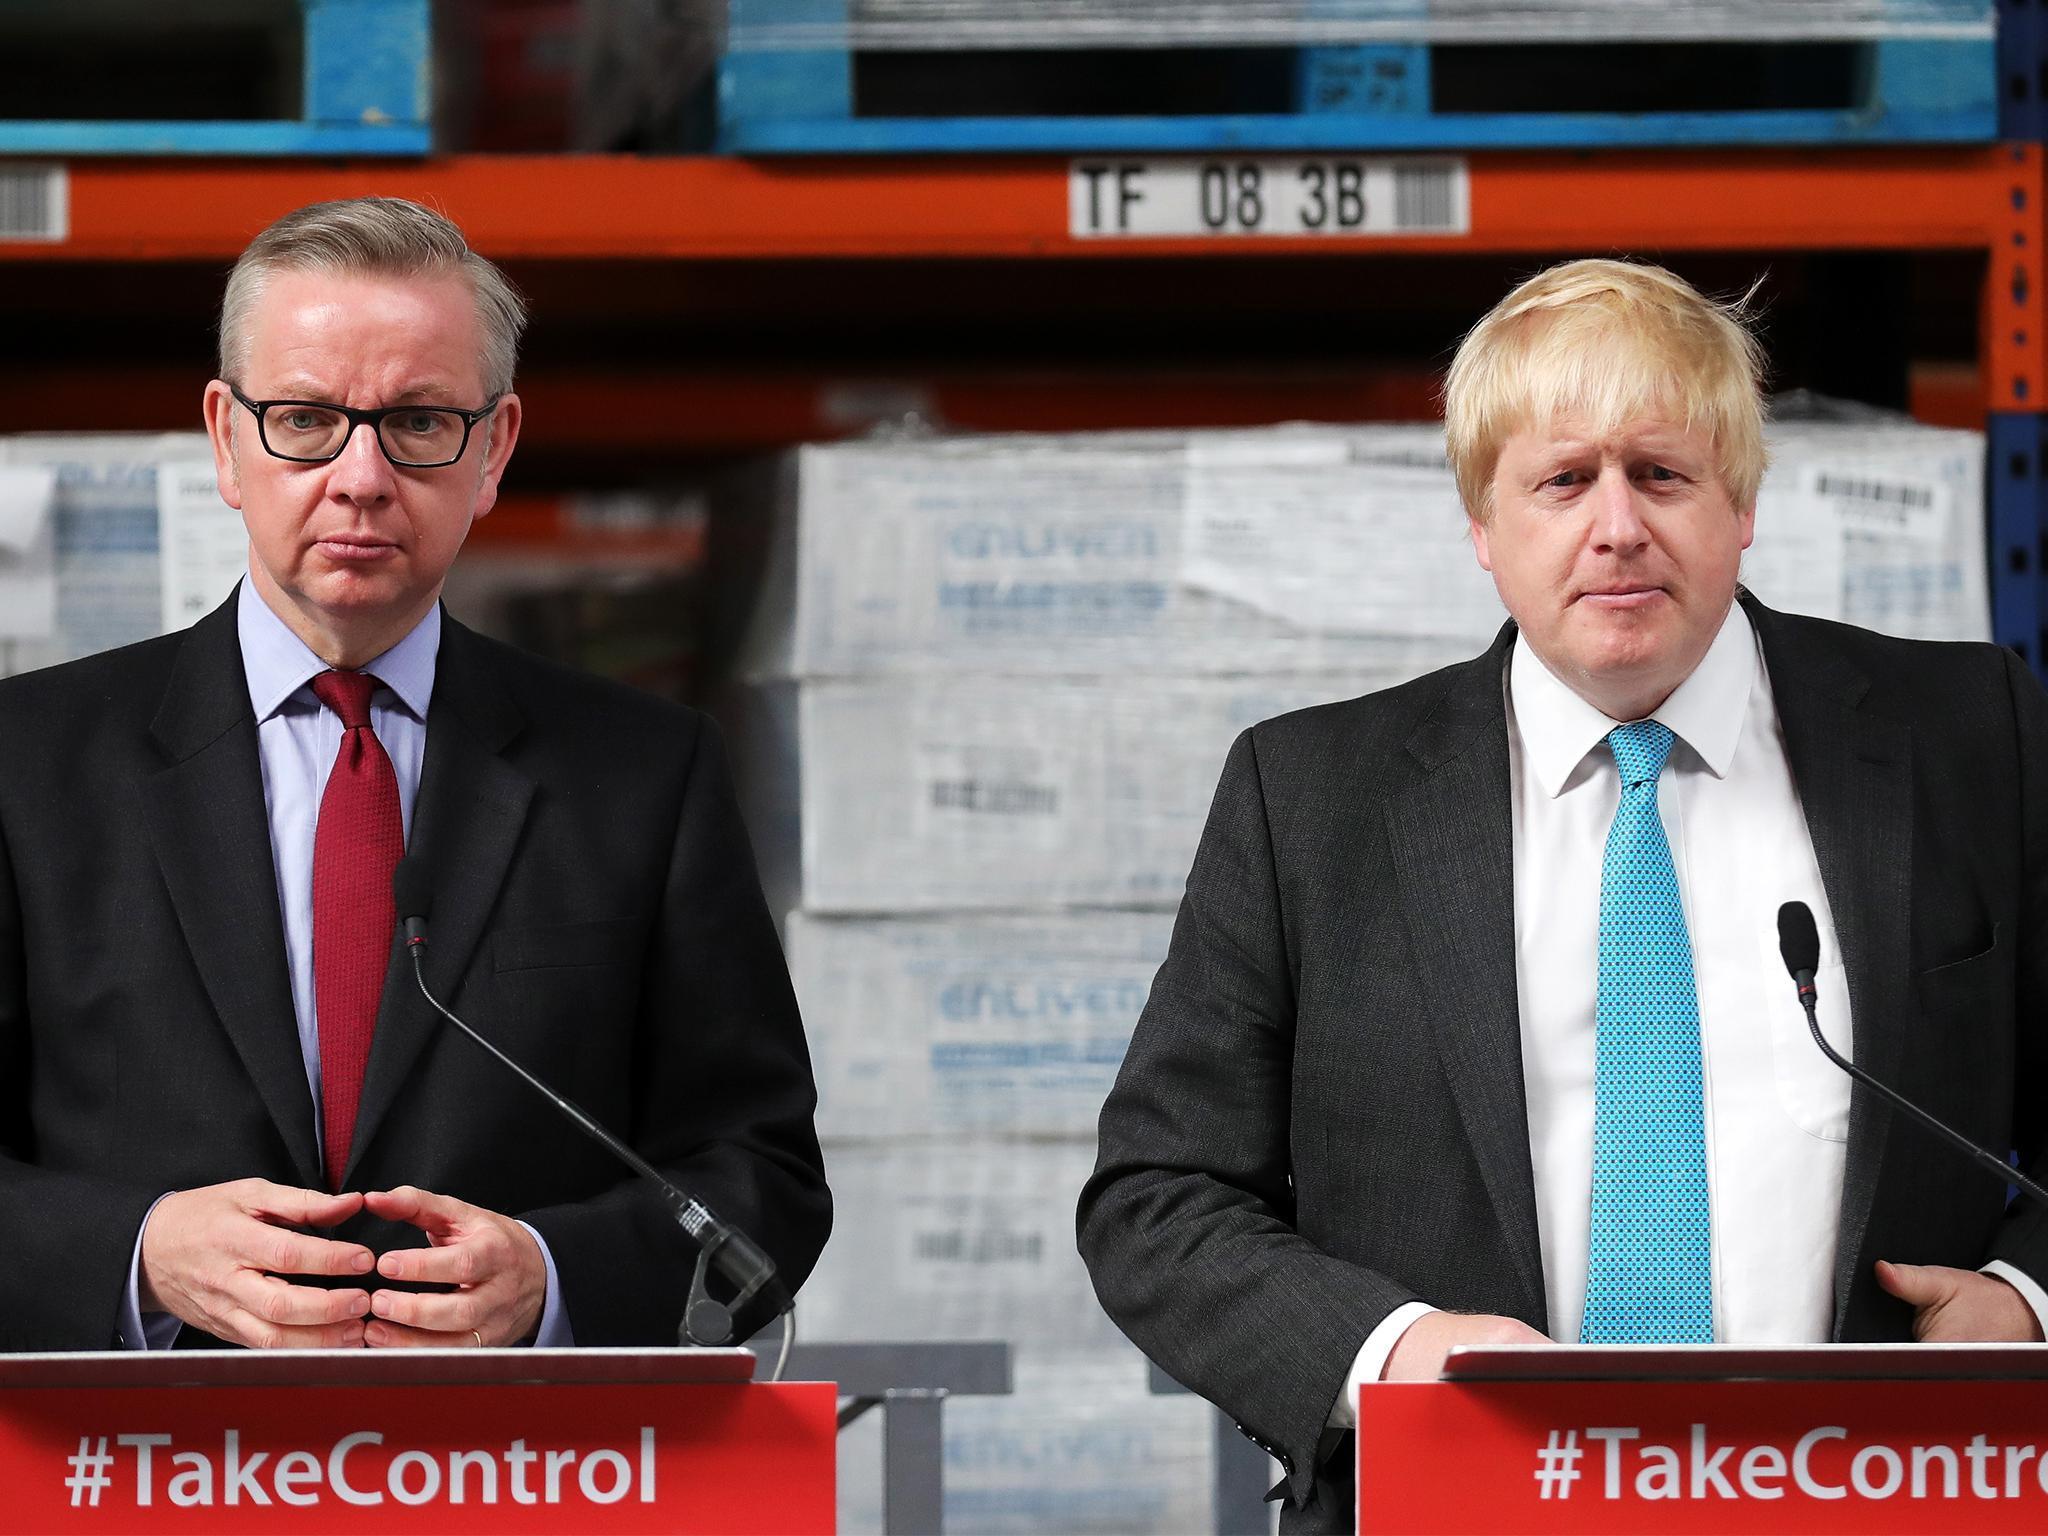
left=326, top=419, right=396, bottom=504
left=1588, top=467, right=1650, bottom=553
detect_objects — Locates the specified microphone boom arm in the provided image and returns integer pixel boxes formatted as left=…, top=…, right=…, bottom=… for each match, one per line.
left=404, top=944, right=786, bottom=1346
left=1797, top=989, right=2048, bottom=1209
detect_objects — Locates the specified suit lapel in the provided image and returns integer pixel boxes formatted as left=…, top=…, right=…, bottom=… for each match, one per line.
left=143, top=596, right=323, bottom=1187
left=1745, top=596, right=1914, bottom=1336
left=1382, top=625, right=1548, bottom=1327
left=343, top=615, right=534, bottom=1184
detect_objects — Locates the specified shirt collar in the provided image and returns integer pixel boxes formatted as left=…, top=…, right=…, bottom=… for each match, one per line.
left=236, top=578, right=440, bottom=724
left=1509, top=599, right=1755, bottom=798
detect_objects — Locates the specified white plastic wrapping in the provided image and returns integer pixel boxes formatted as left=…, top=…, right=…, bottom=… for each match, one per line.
left=739, top=425, right=1498, bottom=680
left=0, top=434, right=216, bottom=678
left=1753, top=421, right=1990, bottom=643
left=801, top=1138, right=1126, bottom=1348
left=790, top=910, right=1175, bottom=1138
left=738, top=419, right=1989, bottom=687
left=786, top=668, right=1439, bottom=911
left=730, top=1, right=1992, bottom=52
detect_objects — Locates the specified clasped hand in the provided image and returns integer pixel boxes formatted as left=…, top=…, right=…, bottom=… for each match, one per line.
left=138, top=1178, right=545, bottom=1349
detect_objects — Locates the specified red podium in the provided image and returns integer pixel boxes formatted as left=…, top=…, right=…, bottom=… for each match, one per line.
left=0, top=1347, right=836, bottom=1532
left=1358, top=1344, right=2048, bottom=1534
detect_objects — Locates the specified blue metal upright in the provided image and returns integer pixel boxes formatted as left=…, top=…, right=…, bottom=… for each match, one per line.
left=1988, top=414, right=2045, bottom=669
left=1996, top=0, right=2048, bottom=678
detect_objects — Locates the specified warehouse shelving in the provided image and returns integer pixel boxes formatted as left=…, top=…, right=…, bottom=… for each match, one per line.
left=0, top=15, right=2039, bottom=1536
left=1, top=16, right=2045, bottom=1533
left=2, top=143, right=2041, bottom=662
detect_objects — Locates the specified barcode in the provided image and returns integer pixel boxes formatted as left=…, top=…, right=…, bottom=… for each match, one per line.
left=1394, top=164, right=1456, bottom=232
left=0, top=166, right=66, bottom=242
left=1815, top=473, right=1933, bottom=510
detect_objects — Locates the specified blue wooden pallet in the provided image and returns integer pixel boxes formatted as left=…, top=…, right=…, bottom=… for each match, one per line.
left=719, top=17, right=1995, bottom=154
left=0, top=0, right=430, bottom=157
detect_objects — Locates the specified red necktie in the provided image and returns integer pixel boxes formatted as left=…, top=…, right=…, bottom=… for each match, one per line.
left=311, top=670, right=403, bottom=1191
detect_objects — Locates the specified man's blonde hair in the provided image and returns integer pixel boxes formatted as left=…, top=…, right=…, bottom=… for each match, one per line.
left=218, top=196, right=528, bottom=397
left=1443, top=258, right=1768, bottom=521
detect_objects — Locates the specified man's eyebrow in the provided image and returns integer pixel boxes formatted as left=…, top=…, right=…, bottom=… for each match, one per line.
left=1625, top=436, right=1709, bottom=460
left=265, top=376, right=337, bottom=399
left=258, top=382, right=465, bottom=405
left=1529, top=440, right=1591, bottom=467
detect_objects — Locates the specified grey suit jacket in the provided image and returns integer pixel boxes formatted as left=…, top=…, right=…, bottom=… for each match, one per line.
left=1078, top=595, right=2048, bottom=1532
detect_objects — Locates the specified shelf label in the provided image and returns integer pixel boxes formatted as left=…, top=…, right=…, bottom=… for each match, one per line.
left=1070, top=157, right=1468, bottom=240
left=0, top=165, right=67, bottom=243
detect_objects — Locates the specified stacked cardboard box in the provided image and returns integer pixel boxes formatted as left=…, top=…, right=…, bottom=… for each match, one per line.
left=733, top=414, right=1990, bottom=1534
left=0, top=434, right=223, bottom=678
left=0, top=439, right=720, bottom=709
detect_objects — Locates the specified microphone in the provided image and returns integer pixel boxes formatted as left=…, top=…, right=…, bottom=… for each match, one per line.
left=1776, top=901, right=1819, bottom=1006
left=1775, top=900, right=2048, bottom=1209
left=392, top=856, right=790, bottom=1347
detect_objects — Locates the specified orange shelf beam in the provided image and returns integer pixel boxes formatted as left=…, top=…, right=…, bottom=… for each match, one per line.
left=5, top=148, right=2035, bottom=263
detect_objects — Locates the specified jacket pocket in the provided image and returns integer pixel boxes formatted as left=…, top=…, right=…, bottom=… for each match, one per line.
left=491, top=918, right=641, bottom=974
left=1911, top=925, right=2003, bottom=1018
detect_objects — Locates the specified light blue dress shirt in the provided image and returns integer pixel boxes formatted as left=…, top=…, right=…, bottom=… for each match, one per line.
left=121, top=583, right=571, bottom=1348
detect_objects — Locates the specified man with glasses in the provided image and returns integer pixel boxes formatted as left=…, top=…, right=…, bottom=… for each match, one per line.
left=0, top=197, right=831, bottom=1351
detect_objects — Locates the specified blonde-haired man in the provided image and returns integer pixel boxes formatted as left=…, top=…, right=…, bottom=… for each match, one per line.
left=1082, top=259, right=2048, bottom=1532
left=0, top=198, right=829, bottom=1352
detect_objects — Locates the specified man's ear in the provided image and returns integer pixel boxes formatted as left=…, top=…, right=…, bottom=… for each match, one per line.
left=469, top=393, right=522, bottom=524
left=1469, top=513, right=1493, bottom=573
left=201, top=380, right=245, bottom=511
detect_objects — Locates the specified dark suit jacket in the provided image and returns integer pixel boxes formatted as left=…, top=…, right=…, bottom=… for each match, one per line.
left=0, top=592, right=830, bottom=1350
left=1078, top=595, right=2048, bottom=1531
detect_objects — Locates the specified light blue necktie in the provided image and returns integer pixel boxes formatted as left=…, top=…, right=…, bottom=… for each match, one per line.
left=1579, top=720, right=1714, bottom=1344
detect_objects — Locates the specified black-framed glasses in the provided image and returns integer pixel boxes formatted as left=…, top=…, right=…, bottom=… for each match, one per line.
left=229, top=385, right=502, bottom=469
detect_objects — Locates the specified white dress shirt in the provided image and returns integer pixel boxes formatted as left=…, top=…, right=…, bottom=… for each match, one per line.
left=1331, top=603, right=2048, bottom=1426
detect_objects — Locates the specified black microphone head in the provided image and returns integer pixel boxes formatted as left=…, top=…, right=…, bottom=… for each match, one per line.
left=1777, top=900, right=1820, bottom=978
left=393, top=856, right=434, bottom=924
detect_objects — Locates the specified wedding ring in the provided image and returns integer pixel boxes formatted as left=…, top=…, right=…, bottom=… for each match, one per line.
left=471, top=1329, right=484, bottom=1349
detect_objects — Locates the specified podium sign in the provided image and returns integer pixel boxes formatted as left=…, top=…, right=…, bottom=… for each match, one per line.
left=0, top=1349, right=836, bottom=1533
left=1359, top=1344, right=2048, bottom=1535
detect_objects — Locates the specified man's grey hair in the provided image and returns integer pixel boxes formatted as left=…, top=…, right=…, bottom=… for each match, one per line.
left=218, top=197, right=528, bottom=397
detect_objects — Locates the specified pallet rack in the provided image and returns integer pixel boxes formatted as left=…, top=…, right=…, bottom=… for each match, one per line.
left=2, top=139, right=2043, bottom=665
left=0, top=16, right=2045, bottom=1535
left=1, top=9, right=2045, bottom=671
